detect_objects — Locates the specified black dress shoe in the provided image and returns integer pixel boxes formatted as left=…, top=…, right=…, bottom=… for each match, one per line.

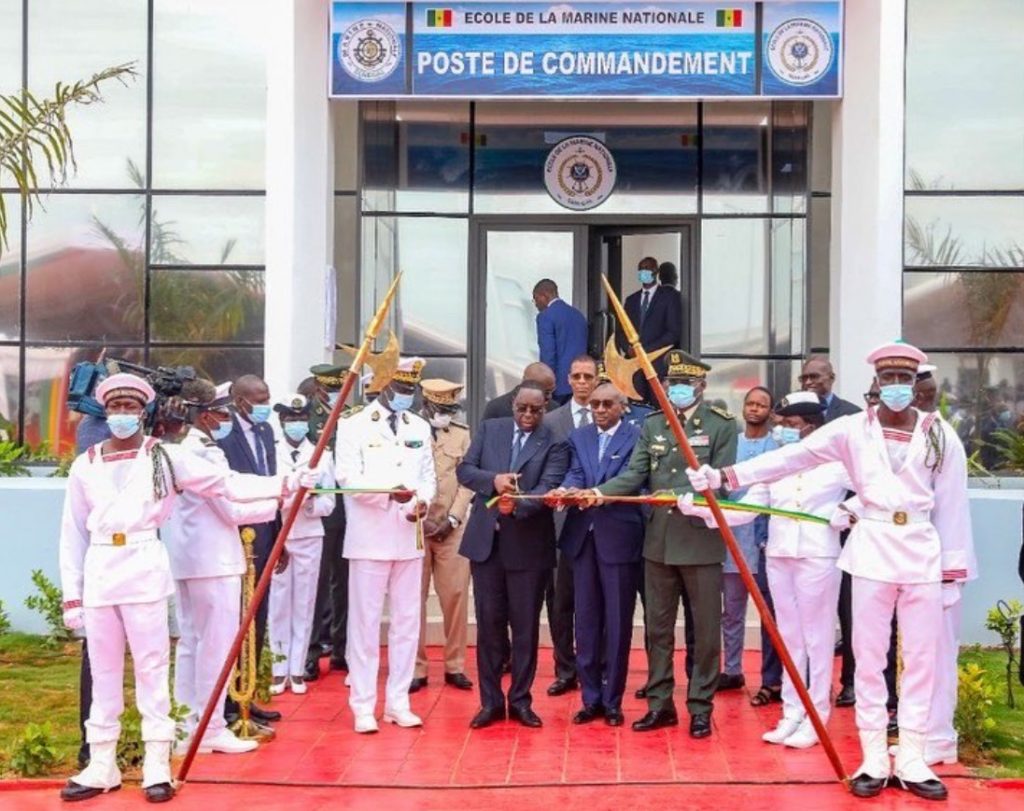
left=631, top=709, right=679, bottom=732
left=144, top=782, right=175, bottom=803
left=689, top=712, right=712, bottom=738
left=444, top=672, right=474, bottom=690
left=76, top=744, right=90, bottom=770
left=605, top=708, right=625, bottom=727
left=318, top=642, right=333, bottom=658
left=836, top=685, right=856, bottom=707
left=716, top=673, right=745, bottom=691
left=546, top=677, right=579, bottom=697
left=509, top=704, right=543, bottom=728
left=469, top=706, right=506, bottom=729
left=501, top=660, right=512, bottom=674
left=634, top=686, right=648, bottom=700
left=572, top=705, right=604, bottom=724
left=330, top=657, right=348, bottom=671
left=891, top=776, right=948, bottom=801
left=249, top=704, right=281, bottom=723
left=409, top=677, right=428, bottom=693
left=849, top=774, right=887, bottom=798
left=303, top=659, right=320, bottom=681
left=60, top=781, right=120, bottom=802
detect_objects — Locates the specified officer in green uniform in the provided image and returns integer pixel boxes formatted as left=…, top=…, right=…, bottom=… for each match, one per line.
left=591, top=350, right=736, bottom=739
left=300, top=363, right=352, bottom=679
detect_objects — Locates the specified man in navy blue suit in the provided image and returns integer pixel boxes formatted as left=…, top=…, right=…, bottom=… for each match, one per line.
left=619, top=257, right=682, bottom=404
left=552, top=382, right=644, bottom=727
left=457, top=381, right=569, bottom=729
left=533, top=279, right=588, bottom=405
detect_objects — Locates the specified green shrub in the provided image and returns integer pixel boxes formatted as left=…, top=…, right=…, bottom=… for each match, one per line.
left=117, top=700, right=190, bottom=771
left=955, top=662, right=997, bottom=751
left=8, top=722, right=60, bottom=776
left=986, top=599, right=1023, bottom=708
left=24, top=569, right=72, bottom=648
left=0, top=440, right=31, bottom=477
left=0, top=598, right=11, bottom=636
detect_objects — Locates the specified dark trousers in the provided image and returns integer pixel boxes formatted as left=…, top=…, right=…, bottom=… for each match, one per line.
left=471, top=536, right=548, bottom=711
left=307, top=517, right=348, bottom=665
left=78, top=639, right=93, bottom=763
left=638, top=569, right=694, bottom=682
left=644, top=559, right=720, bottom=716
left=573, top=533, right=640, bottom=710
left=885, top=615, right=899, bottom=711
left=839, top=570, right=855, bottom=689
left=545, top=551, right=576, bottom=681
left=754, top=548, right=783, bottom=688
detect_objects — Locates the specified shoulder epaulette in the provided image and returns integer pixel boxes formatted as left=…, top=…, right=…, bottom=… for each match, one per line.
left=710, top=405, right=735, bottom=420
left=341, top=405, right=364, bottom=419
left=451, top=420, right=468, bottom=430
left=643, top=409, right=662, bottom=419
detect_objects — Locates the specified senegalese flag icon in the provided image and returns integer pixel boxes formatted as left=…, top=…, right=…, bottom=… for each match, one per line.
left=426, top=8, right=453, bottom=28
left=716, top=9, right=743, bottom=27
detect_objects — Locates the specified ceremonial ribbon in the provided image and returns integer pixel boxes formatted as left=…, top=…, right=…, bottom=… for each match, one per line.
left=309, top=487, right=424, bottom=548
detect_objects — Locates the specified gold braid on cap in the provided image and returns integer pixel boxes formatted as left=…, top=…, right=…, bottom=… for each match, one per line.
left=874, top=357, right=919, bottom=371
left=392, top=359, right=425, bottom=385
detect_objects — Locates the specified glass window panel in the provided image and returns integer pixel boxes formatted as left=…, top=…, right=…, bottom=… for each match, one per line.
left=702, top=103, right=770, bottom=214
left=771, top=102, right=809, bottom=214
left=360, top=216, right=468, bottom=356
left=808, top=197, right=830, bottom=351
left=153, top=0, right=267, bottom=189
left=770, top=218, right=806, bottom=355
left=904, top=271, right=1024, bottom=350
left=0, top=344, right=19, bottom=442
left=333, top=100, right=359, bottom=193
left=150, top=269, right=264, bottom=343
left=906, top=0, right=1024, bottom=190
left=361, top=101, right=470, bottom=214
left=150, top=195, right=264, bottom=265
left=333, top=196, right=358, bottom=346
left=905, top=197, right=1024, bottom=268
left=149, top=346, right=264, bottom=388
left=0, top=0, right=21, bottom=94
left=25, top=194, right=145, bottom=341
left=701, top=220, right=767, bottom=354
left=474, top=101, right=698, bottom=216
left=28, top=0, right=147, bottom=189
left=420, top=357, right=466, bottom=387
left=923, top=351, right=1024, bottom=470
left=484, top=229, right=574, bottom=400
left=702, top=358, right=799, bottom=422
left=810, top=100, right=833, bottom=194
left=0, top=195, right=21, bottom=339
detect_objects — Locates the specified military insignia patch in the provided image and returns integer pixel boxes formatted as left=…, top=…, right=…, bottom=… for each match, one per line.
left=342, top=405, right=364, bottom=419
left=404, top=440, right=423, bottom=449
left=690, top=435, right=710, bottom=447
left=710, top=406, right=735, bottom=420
left=371, top=411, right=380, bottom=422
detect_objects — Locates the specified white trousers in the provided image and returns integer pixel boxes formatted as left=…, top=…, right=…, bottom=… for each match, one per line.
left=84, top=600, right=175, bottom=744
left=766, top=556, right=842, bottom=724
left=929, top=589, right=963, bottom=748
left=347, top=557, right=422, bottom=718
left=852, top=577, right=942, bottom=733
left=269, top=535, right=324, bottom=678
left=173, top=575, right=241, bottom=738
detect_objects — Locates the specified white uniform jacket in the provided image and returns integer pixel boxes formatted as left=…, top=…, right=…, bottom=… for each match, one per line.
left=163, top=429, right=280, bottom=580
left=723, top=409, right=974, bottom=585
left=277, top=438, right=335, bottom=539
left=60, top=438, right=285, bottom=608
left=334, top=400, right=437, bottom=561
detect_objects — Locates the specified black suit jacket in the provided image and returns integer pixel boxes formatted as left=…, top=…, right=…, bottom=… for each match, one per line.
left=825, top=394, right=861, bottom=423
left=457, top=418, right=569, bottom=570
left=620, top=285, right=682, bottom=356
left=217, top=412, right=279, bottom=555
left=482, top=390, right=558, bottom=421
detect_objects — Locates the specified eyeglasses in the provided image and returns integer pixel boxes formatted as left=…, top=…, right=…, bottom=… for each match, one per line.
left=863, top=392, right=880, bottom=403
left=570, top=373, right=596, bottom=381
left=798, top=373, right=826, bottom=382
left=588, top=399, right=619, bottom=410
left=513, top=404, right=545, bottom=414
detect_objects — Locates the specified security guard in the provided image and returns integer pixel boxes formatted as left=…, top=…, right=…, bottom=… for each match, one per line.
left=409, top=378, right=474, bottom=693
left=588, top=350, right=737, bottom=738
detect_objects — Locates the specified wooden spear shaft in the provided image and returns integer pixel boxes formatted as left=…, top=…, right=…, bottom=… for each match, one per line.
left=600, top=275, right=849, bottom=787
left=176, top=274, right=403, bottom=786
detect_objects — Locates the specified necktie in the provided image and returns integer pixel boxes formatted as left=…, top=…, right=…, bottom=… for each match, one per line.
left=598, top=431, right=610, bottom=462
left=388, top=412, right=398, bottom=435
left=577, top=407, right=590, bottom=428
left=640, top=290, right=651, bottom=325
left=510, top=429, right=525, bottom=468
left=254, top=431, right=267, bottom=475
left=291, top=449, right=299, bottom=463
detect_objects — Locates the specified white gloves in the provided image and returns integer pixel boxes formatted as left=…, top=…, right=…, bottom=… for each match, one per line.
left=685, top=464, right=722, bottom=492
left=829, top=506, right=855, bottom=531
left=63, top=607, right=85, bottom=631
left=285, top=466, right=320, bottom=494
left=676, top=492, right=697, bottom=514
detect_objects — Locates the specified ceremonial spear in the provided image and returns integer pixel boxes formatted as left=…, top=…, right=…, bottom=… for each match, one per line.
left=599, top=276, right=850, bottom=787
left=176, top=274, right=403, bottom=785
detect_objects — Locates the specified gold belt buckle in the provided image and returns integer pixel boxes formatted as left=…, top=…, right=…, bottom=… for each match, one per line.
left=892, top=511, right=908, bottom=526
left=112, top=532, right=126, bottom=547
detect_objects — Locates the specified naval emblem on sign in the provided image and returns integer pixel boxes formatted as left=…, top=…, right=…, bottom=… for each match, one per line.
left=766, top=18, right=833, bottom=86
left=544, top=136, right=617, bottom=211
left=339, top=18, right=400, bottom=83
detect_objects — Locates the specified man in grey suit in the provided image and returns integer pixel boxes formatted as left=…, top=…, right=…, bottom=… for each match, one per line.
left=543, top=354, right=600, bottom=696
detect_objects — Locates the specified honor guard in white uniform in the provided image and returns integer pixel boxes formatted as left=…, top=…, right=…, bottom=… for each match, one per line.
left=335, top=357, right=437, bottom=733
left=164, top=380, right=278, bottom=756
left=58, top=373, right=316, bottom=803
left=687, top=342, right=974, bottom=801
left=269, top=393, right=336, bottom=695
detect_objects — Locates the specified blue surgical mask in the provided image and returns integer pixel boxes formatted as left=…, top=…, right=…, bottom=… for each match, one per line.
left=389, top=391, right=414, bottom=412
left=248, top=402, right=272, bottom=424
left=667, top=383, right=696, bottom=410
left=327, top=392, right=340, bottom=407
left=107, top=414, right=141, bottom=440
left=638, top=269, right=656, bottom=286
left=879, top=384, right=913, bottom=413
left=210, top=420, right=233, bottom=441
left=283, top=421, right=309, bottom=442
left=771, top=425, right=802, bottom=445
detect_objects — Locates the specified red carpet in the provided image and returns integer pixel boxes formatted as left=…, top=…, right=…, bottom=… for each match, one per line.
left=5, top=648, right=1021, bottom=809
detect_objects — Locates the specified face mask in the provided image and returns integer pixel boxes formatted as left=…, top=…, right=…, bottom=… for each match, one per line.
left=771, top=425, right=802, bottom=445
left=107, top=414, right=141, bottom=440
left=879, top=384, right=913, bottom=413
left=248, top=403, right=272, bottom=424
left=210, top=420, right=233, bottom=441
left=389, top=391, right=414, bottom=412
left=667, top=383, right=696, bottom=410
left=429, top=413, right=453, bottom=429
left=283, top=421, right=309, bottom=442
left=327, top=392, right=340, bottom=407
left=638, top=269, right=655, bottom=286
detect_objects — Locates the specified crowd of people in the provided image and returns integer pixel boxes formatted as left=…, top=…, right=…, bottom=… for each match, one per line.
left=54, top=263, right=976, bottom=805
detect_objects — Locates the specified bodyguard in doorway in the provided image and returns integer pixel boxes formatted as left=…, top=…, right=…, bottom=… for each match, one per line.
left=620, top=257, right=682, bottom=404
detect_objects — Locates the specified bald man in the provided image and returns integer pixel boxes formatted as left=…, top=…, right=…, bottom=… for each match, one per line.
left=483, top=362, right=559, bottom=421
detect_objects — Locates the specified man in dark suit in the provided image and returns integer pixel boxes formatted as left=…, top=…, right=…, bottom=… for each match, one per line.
left=553, top=382, right=644, bottom=726
left=533, top=279, right=588, bottom=405
left=619, top=257, right=682, bottom=404
left=799, top=356, right=861, bottom=423
left=483, top=362, right=557, bottom=421
left=457, top=381, right=570, bottom=729
left=217, top=373, right=282, bottom=726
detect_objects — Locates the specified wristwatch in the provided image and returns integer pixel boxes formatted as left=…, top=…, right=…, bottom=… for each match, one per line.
left=447, top=514, right=461, bottom=529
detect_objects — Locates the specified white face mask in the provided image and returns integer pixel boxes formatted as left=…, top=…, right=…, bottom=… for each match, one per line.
left=429, top=413, right=453, bottom=429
